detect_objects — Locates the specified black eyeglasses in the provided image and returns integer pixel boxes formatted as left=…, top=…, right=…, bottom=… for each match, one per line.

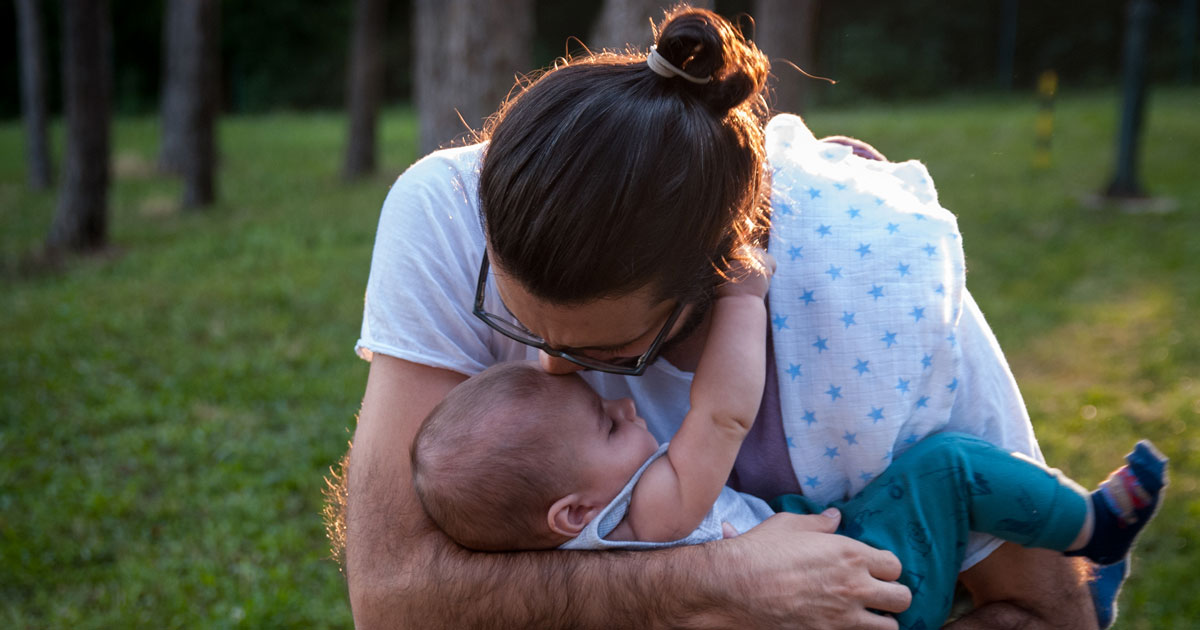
left=473, top=253, right=685, bottom=376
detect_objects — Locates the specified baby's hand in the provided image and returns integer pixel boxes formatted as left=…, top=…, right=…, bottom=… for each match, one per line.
left=718, top=247, right=775, bottom=300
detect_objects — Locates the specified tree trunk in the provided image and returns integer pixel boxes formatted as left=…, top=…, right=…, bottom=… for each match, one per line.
left=590, top=0, right=712, bottom=51
left=414, top=0, right=448, bottom=154
left=996, top=0, right=1019, bottom=90
left=176, top=0, right=220, bottom=209
left=158, top=0, right=187, bottom=173
left=46, top=0, right=111, bottom=254
left=414, top=0, right=533, bottom=155
left=1106, top=0, right=1155, bottom=198
left=14, top=0, right=53, bottom=190
left=754, top=0, right=820, bottom=114
left=343, top=0, right=388, bottom=180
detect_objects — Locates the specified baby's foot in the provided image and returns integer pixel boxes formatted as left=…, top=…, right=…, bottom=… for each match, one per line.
left=1070, top=441, right=1168, bottom=565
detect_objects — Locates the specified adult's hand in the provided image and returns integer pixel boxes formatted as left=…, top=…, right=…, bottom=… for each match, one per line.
left=699, top=510, right=912, bottom=630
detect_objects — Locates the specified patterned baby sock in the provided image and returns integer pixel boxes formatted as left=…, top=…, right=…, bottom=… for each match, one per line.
left=1069, top=441, right=1167, bottom=566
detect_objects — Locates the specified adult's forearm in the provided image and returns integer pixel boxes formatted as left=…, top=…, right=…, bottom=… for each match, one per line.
left=348, top=509, right=912, bottom=630
left=348, top=525, right=731, bottom=629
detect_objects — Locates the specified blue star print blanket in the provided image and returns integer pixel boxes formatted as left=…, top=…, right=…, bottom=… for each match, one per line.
left=765, top=114, right=966, bottom=504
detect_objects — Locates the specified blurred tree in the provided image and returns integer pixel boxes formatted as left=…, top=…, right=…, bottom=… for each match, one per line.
left=590, top=0, right=713, bottom=50
left=158, top=0, right=186, bottom=173
left=46, top=0, right=110, bottom=253
left=414, top=0, right=533, bottom=155
left=162, top=0, right=220, bottom=209
left=754, top=0, right=820, bottom=114
left=14, top=0, right=53, bottom=190
left=2, top=0, right=1187, bottom=120
left=816, top=2, right=992, bottom=103
left=530, top=0, right=601, bottom=64
left=222, top=3, right=355, bottom=112
left=343, top=0, right=389, bottom=180
left=1107, top=0, right=1155, bottom=198
left=1181, top=0, right=1196, bottom=83
left=996, top=0, right=1019, bottom=90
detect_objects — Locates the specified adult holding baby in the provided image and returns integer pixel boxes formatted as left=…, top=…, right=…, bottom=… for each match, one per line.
left=346, top=5, right=1097, bottom=629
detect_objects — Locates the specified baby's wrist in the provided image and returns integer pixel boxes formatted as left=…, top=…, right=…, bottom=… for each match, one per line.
left=714, top=292, right=767, bottom=307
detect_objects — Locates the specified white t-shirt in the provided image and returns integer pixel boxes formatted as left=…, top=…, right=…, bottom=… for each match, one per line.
left=357, top=127, right=1041, bottom=570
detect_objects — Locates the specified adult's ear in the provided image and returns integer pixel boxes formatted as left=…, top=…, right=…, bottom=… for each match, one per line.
left=547, top=494, right=602, bottom=537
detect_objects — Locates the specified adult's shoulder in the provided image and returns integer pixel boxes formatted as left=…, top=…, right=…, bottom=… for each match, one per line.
left=390, top=142, right=487, bottom=202
left=359, top=142, right=495, bottom=372
left=377, top=143, right=488, bottom=245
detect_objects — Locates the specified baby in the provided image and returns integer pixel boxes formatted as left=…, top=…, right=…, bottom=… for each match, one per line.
left=410, top=256, right=1167, bottom=629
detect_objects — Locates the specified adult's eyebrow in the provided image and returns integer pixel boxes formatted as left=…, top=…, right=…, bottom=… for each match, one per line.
left=501, top=300, right=655, bottom=353
left=565, top=331, right=650, bottom=353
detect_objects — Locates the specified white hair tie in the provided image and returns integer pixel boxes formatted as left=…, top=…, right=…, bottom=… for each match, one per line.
left=646, top=45, right=711, bottom=85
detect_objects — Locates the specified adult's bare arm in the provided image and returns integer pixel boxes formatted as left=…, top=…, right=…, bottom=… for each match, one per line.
left=345, top=354, right=913, bottom=629
left=946, top=543, right=1097, bottom=630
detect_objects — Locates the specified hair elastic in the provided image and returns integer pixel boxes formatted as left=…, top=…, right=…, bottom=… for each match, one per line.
left=646, top=45, right=711, bottom=85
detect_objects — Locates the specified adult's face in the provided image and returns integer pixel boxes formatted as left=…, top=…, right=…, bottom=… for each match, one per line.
left=491, top=263, right=704, bottom=375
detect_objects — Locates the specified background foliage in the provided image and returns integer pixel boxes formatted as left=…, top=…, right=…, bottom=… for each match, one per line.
left=1, top=0, right=1196, bottom=117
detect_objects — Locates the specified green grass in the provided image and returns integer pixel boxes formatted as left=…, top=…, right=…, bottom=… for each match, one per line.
left=1, top=89, right=1197, bottom=628
left=0, top=111, right=418, bottom=628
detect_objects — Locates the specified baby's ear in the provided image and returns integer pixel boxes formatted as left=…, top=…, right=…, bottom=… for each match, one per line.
left=547, top=494, right=602, bottom=537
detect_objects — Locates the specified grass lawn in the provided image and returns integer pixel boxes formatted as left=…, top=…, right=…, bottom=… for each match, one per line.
left=2, top=88, right=1197, bottom=628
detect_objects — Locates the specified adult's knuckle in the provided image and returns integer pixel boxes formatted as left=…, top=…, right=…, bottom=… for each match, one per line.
left=836, top=544, right=868, bottom=566
left=827, top=579, right=861, bottom=604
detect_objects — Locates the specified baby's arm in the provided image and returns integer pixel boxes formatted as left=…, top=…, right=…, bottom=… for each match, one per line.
left=625, top=252, right=773, bottom=542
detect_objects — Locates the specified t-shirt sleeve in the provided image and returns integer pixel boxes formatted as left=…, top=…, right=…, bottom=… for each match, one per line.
left=355, top=147, right=498, bottom=376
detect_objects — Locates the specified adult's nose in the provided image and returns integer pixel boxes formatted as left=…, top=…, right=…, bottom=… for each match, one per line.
left=617, top=398, right=645, bottom=427
left=539, top=351, right=584, bottom=375
left=602, top=396, right=642, bottom=426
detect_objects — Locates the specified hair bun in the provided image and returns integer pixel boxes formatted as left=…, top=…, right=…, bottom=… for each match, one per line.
left=653, top=7, right=769, bottom=114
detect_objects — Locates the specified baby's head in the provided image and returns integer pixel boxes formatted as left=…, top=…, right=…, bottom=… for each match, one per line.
left=411, top=362, right=658, bottom=551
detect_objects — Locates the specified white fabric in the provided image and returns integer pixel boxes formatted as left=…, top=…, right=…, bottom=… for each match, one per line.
left=761, top=114, right=1042, bottom=568
left=356, top=118, right=1042, bottom=570
left=560, top=444, right=776, bottom=550
left=765, top=112, right=965, bottom=504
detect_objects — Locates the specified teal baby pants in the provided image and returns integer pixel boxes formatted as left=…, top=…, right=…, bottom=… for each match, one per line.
left=771, top=432, right=1088, bottom=630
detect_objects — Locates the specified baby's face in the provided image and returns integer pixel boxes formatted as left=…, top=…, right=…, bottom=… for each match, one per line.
left=554, top=376, right=660, bottom=505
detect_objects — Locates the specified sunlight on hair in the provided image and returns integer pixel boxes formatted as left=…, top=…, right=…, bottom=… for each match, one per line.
left=321, top=445, right=351, bottom=572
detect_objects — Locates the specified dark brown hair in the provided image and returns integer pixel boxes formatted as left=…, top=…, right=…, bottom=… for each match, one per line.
left=479, top=5, right=771, bottom=305
left=411, top=362, right=583, bottom=551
